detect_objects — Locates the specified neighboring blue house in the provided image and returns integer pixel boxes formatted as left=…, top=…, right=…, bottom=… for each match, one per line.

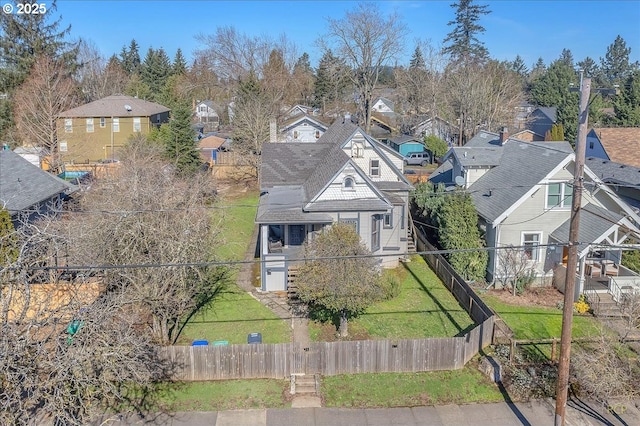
left=388, top=135, right=426, bottom=156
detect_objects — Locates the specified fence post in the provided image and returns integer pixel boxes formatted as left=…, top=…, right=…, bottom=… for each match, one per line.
left=509, top=340, right=516, bottom=363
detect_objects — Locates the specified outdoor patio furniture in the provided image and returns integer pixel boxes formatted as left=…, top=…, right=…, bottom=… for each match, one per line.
left=602, top=260, right=619, bottom=277
left=585, top=262, right=602, bottom=278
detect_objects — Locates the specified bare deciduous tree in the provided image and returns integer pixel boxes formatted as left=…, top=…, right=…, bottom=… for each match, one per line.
left=496, top=244, right=533, bottom=296
left=62, top=137, right=228, bottom=344
left=76, top=39, right=129, bottom=102
left=13, top=55, right=79, bottom=163
left=572, top=327, right=639, bottom=406
left=395, top=40, right=447, bottom=131
left=1, top=214, right=174, bottom=425
left=443, top=60, right=524, bottom=144
left=320, top=2, right=407, bottom=132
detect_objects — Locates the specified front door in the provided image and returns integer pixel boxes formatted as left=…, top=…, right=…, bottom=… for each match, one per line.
left=289, top=225, right=305, bottom=246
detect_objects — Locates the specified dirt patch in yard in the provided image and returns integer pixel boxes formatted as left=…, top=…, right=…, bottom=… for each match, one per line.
left=485, top=286, right=564, bottom=308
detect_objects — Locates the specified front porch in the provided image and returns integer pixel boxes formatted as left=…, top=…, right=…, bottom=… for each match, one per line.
left=582, top=264, right=640, bottom=317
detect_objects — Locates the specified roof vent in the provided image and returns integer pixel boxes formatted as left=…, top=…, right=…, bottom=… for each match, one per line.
left=124, top=104, right=132, bottom=111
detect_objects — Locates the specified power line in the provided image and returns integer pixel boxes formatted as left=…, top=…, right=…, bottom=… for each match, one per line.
left=24, top=242, right=571, bottom=272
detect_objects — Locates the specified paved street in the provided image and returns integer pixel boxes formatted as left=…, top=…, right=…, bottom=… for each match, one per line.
left=100, top=398, right=640, bottom=425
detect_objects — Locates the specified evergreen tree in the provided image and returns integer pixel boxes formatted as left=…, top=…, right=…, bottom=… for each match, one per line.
left=161, top=102, right=200, bottom=175
left=437, top=191, right=487, bottom=281
left=611, top=70, right=640, bottom=126
left=510, top=55, right=528, bottom=77
left=544, top=123, right=565, bottom=141
left=294, top=52, right=312, bottom=74
left=559, top=48, right=574, bottom=68
left=293, top=52, right=314, bottom=105
left=0, top=0, right=76, bottom=92
left=0, top=0, right=77, bottom=141
left=172, top=48, right=188, bottom=75
left=577, top=56, right=600, bottom=81
left=120, top=39, right=141, bottom=75
left=600, top=35, right=637, bottom=85
left=0, top=207, right=18, bottom=266
left=140, top=47, right=172, bottom=99
left=530, top=57, right=546, bottom=80
left=442, top=0, right=491, bottom=65
left=409, top=45, right=426, bottom=70
left=529, top=60, right=580, bottom=144
left=312, top=50, right=350, bottom=110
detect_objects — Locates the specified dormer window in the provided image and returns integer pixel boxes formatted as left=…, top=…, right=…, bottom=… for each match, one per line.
left=343, top=176, right=355, bottom=190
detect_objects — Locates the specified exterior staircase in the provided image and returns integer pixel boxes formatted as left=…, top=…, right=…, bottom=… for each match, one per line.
left=291, top=373, right=319, bottom=396
left=586, top=292, right=626, bottom=318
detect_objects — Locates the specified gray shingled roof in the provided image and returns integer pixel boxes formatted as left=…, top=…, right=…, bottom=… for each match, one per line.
left=260, top=143, right=331, bottom=189
left=453, top=147, right=503, bottom=167
left=469, top=141, right=573, bottom=223
left=390, top=135, right=421, bottom=145
left=585, top=157, right=640, bottom=185
left=303, top=146, right=351, bottom=201
left=0, top=150, right=75, bottom=215
left=317, top=119, right=359, bottom=145
left=256, top=187, right=333, bottom=224
left=537, top=106, right=557, bottom=122
left=58, top=95, right=170, bottom=118
left=550, top=203, right=624, bottom=245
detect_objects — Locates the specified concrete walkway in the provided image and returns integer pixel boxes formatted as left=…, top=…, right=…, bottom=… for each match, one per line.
left=100, top=398, right=640, bottom=425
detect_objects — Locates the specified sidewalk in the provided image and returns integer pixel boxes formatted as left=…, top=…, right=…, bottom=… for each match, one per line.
left=100, top=398, right=640, bottom=426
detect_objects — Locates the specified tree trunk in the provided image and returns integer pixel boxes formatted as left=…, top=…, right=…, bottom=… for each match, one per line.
left=338, top=310, right=349, bottom=337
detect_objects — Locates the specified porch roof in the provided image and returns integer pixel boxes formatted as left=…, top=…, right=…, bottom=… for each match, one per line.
left=256, top=187, right=333, bottom=224
left=549, top=203, right=626, bottom=249
left=304, top=198, right=391, bottom=212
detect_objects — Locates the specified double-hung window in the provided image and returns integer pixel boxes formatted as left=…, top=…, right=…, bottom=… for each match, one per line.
left=522, top=232, right=542, bottom=261
left=86, top=118, right=94, bottom=133
left=546, top=182, right=573, bottom=208
left=64, top=118, right=72, bottom=133
left=133, top=117, right=141, bottom=132
left=112, top=118, right=120, bottom=132
left=370, top=159, right=380, bottom=177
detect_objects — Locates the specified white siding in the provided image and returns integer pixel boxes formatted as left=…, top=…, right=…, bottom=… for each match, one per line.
left=315, top=167, right=379, bottom=202
left=342, top=132, right=398, bottom=181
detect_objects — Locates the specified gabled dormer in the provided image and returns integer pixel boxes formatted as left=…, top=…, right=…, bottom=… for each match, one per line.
left=304, top=159, right=392, bottom=211
left=340, top=129, right=405, bottom=182
left=444, top=146, right=502, bottom=188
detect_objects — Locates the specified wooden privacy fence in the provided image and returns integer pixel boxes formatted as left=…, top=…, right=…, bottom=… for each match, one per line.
left=163, top=321, right=493, bottom=381
left=412, top=222, right=494, bottom=325
left=162, top=217, right=497, bottom=381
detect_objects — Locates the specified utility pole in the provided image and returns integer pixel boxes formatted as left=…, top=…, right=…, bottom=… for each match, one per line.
left=554, top=75, right=591, bottom=426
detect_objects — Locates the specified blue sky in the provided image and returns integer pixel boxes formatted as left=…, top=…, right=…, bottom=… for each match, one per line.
left=50, top=0, right=640, bottom=69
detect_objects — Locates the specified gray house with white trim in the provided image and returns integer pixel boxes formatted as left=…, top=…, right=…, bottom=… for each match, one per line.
left=430, top=130, right=640, bottom=299
left=257, top=120, right=412, bottom=292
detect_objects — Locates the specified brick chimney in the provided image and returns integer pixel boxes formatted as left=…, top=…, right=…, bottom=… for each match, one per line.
left=499, top=126, right=509, bottom=145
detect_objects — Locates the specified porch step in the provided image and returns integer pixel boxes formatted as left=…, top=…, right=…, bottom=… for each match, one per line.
left=291, top=374, right=318, bottom=395
left=590, top=293, right=627, bottom=317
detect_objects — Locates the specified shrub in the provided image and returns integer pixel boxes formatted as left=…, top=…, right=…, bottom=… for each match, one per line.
left=573, top=294, right=590, bottom=314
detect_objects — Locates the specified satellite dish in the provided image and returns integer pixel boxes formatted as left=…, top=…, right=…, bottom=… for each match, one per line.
left=454, top=176, right=464, bottom=186
left=124, top=104, right=132, bottom=111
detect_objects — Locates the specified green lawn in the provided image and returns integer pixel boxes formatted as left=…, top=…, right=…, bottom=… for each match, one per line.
left=322, top=367, right=503, bottom=407
left=216, top=191, right=260, bottom=261
left=310, top=256, right=475, bottom=340
left=482, top=295, right=601, bottom=340
left=162, top=379, right=290, bottom=411
left=176, top=191, right=291, bottom=345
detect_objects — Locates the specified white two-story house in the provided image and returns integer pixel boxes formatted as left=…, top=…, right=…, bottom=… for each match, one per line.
left=257, top=119, right=412, bottom=292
